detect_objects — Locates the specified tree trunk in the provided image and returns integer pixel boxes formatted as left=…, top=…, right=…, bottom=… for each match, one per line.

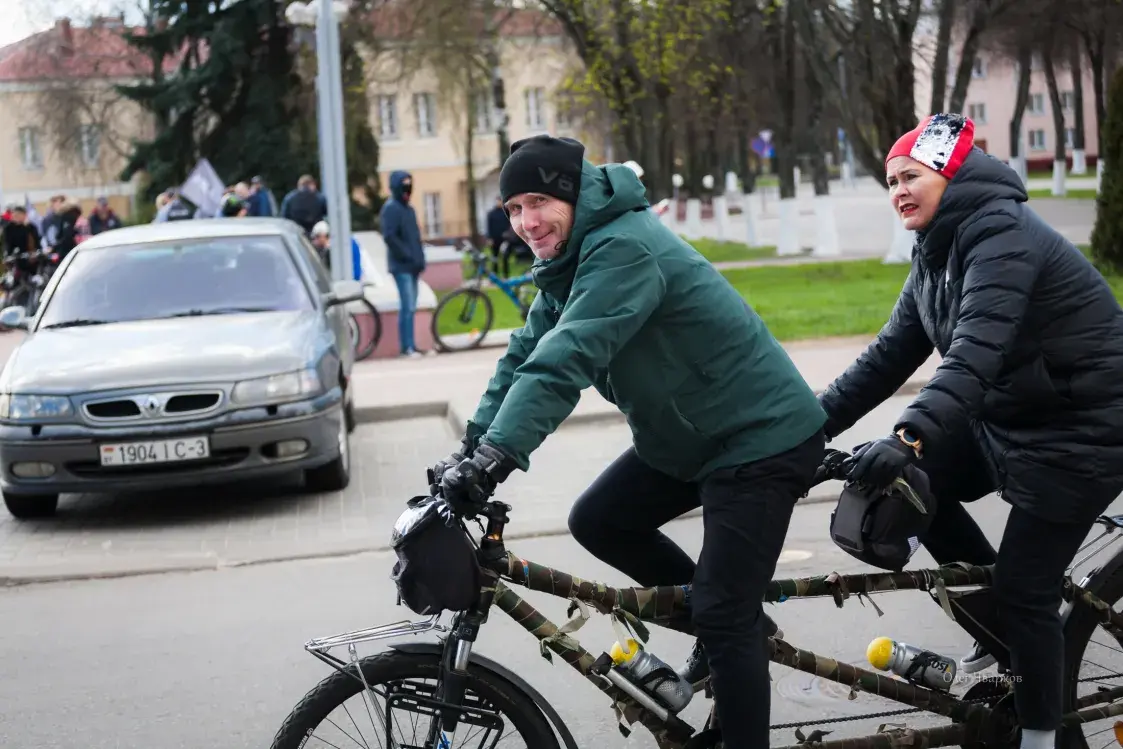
left=738, top=129, right=755, bottom=194
left=465, top=84, right=479, bottom=243
left=1087, top=35, right=1107, bottom=157
left=1009, top=44, right=1033, bottom=183
left=930, top=0, right=956, bottom=113
left=946, top=8, right=987, bottom=113
left=1071, top=41, right=1087, bottom=173
left=1043, top=44, right=1068, bottom=195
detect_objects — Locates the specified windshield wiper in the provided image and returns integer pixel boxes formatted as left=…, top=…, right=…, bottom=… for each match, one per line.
left=162, top=306, right=280, bottom=318
left=41, top=319, right=112, bottom=330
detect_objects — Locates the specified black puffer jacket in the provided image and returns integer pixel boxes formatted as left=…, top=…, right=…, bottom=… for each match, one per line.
left=821, top=147, right=1123, bottom=524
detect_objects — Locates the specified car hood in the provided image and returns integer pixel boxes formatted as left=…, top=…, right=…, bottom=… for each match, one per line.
left=2, top=311, right=326, bottom=394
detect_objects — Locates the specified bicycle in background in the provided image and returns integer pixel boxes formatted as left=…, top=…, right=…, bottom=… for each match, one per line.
left=430, top=239, right=537, bottom=353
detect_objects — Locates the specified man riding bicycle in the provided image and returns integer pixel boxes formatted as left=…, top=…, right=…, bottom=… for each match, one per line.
left=431, top=134, right=826, bottom=749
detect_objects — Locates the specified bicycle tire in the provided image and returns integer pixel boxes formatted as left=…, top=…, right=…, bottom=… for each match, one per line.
left=431, top=287, right=494, bottom=353
left=1060, top=546, right=1123, bottom=748
left=268, top=650, right=560, bottom=749
left=347, top=297, right=381, bottom=362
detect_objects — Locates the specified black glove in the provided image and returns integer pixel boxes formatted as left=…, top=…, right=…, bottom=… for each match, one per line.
left=427, top=437, right=474, bottom=493
left=847, top=434, right=918, bottom=488
left=439, top=439, right=518, bottom=518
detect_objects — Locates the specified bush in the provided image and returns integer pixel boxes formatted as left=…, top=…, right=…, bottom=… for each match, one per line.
left=1090, top=67, right=1123, bottom=273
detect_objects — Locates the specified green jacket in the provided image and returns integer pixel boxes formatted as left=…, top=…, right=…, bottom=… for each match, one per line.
left=466, top=161, right=825, bottom=483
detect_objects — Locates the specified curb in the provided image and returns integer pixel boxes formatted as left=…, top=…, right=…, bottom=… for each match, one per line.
left=352, top=378, right=930, bottom=430
left=0, top=492, right=842, bottom=587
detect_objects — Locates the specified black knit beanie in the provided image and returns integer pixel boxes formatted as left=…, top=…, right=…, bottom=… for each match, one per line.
left=499, top=135, right=585, bottom=205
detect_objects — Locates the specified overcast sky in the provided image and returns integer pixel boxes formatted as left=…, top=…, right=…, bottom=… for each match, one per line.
left=0, top=0, right=145, bottom=48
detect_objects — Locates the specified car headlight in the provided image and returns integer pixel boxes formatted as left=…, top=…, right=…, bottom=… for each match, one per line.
left=0, top=393, right=74, bottom=421
left=231, top=368, right=323, bottom=405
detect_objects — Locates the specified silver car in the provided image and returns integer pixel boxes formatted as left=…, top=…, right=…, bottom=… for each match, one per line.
left=0, top=218, right=365, bottom=519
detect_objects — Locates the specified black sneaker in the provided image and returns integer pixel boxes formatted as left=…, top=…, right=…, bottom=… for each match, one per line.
left=960, top=641, right=996, bottom=674
left=676, top=616, right=784, bottom=686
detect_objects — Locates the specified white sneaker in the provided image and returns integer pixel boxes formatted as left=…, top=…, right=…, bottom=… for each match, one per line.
left=400, top=350, right=422, bottom=359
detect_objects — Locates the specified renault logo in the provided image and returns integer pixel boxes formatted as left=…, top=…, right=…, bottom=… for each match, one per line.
left=143, top=396, right=161, bottom=414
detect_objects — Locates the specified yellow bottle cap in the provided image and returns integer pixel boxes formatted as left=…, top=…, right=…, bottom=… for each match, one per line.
left=609, top=638, right=641, bottom=665
left=867, top=637, right=894, bottom=671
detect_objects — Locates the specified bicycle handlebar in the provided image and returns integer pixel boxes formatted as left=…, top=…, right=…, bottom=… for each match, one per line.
left=439, top=448, right=857, bottom=524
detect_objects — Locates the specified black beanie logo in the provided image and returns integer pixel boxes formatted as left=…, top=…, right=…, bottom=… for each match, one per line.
left=538, top=167, right=575, bottom=195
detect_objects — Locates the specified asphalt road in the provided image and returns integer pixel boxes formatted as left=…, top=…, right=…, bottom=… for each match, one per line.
left=5, top=494, right=1123, bottom=749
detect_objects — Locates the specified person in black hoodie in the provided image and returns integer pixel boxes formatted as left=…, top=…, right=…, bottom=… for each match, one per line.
left=818, top=113, right=1123, bottom=749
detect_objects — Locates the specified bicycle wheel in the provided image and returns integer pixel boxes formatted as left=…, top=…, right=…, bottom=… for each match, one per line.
left=269, top=650, right=559, bottom=749
left=1061, top=547, right=1123, bottom=748
left=347, top=297, right=381, bottom=362
left=431, top=288, right=494, bottom=353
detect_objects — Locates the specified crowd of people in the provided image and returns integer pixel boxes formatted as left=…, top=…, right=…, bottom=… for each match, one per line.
left=0, top=194, right=122, bottom=259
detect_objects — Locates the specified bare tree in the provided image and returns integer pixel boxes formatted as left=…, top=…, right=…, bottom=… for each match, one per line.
left=25, top=4, right=161, bottom=183
left=794, top=0, right=923, bottom=189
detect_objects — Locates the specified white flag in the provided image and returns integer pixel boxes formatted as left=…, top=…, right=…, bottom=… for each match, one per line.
left=179, top=158, right=226, bottom=217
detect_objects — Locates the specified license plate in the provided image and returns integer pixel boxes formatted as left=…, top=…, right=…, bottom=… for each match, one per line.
left=99, top=436, right=211, bottom=466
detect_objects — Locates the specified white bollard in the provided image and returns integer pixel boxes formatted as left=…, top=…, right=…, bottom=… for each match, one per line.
left=713, top=195, right=729, bottom=241
left=685, top=198, right=703, bottom=239
left=811, top=195, right=840, bottom=257
left=777, top=197, right=800, bottom=256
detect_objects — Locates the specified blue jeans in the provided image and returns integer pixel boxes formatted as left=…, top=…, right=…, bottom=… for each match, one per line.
left=392, top=272, right=419, bottom=354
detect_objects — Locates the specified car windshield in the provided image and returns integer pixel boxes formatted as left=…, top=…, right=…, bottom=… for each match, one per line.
left=37, top=236, right=314, bottom=330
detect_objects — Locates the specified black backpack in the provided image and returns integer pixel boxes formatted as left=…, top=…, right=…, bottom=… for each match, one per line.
left=829, top=464, right=937, bottom=572
left=286, top=190, right=323, bottom=233
left=390, top=496, right=483, bottom=616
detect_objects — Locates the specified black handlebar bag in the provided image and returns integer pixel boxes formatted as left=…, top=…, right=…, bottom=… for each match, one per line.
left=829, top=464, right=938, bottom=572
left=390, top=496, right=483, bottom=616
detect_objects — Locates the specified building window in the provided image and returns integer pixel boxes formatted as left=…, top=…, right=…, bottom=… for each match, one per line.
left=376, top=95, right=398, bottom=139
left=18, top=127, right=42, bottom=170
left=1028, top=129, right=1047, bottom=151
left=1028, top=93, right=1045, bottom=115
left=971, top=57, right=987, bottom=78
left=473, top=91, right=493, bottom=133
left=967, top=103, right=987, bottom=124
left=423, top=192, right=442, bottom=237
left=525, top=87, right=546, bottom=130
left=414, top=92, right=437, bottom=138
left=1061, top=91, right=1075, bottom=111
left=79, top=124, right=100, bottom=168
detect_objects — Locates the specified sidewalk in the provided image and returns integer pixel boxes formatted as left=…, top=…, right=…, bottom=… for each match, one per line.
left=349, top=333, right=941, bottom=433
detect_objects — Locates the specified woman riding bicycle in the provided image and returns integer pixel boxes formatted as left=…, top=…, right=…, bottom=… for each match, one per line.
left=430, top=134, right=827, bottom=749
left=819, top=113, right=1123, bottom=749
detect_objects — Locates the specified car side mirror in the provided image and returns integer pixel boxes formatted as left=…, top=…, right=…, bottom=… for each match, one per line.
left=0, top=305, right=28, bottom=330
left=324, top=279, right=365, bottom=307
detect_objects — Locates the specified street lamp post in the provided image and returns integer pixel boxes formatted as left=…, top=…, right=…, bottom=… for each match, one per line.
left=286, top=0, right=353, bottom=282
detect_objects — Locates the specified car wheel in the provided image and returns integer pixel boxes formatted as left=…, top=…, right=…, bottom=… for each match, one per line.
left=4, top=492, right=59, bottom=519
left=304, top=409, right=351, bottom=493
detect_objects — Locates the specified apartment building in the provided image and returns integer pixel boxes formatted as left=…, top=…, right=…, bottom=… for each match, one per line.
left=0, top=17, right=170, bottom=219
left=366, top=9, right=607, bottom=241
left=914, top=23, right=1099, bottom=170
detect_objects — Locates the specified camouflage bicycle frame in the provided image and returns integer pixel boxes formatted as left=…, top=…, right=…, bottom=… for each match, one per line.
left=479, top=550, right=1123, bottom=749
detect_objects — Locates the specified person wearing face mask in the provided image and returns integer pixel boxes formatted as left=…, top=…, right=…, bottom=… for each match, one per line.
left=818, top=113, right=1123, bottom=749
left=427, top=134, right=828, bottom=749
left=379, top=170, right=427, bottom=357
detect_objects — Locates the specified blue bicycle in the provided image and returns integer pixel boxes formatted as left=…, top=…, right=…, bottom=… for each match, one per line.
left=431, top=240, right=537, bottom=352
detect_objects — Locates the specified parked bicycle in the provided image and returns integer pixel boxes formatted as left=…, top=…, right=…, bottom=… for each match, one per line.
left=430, top=239, right=537, bottom=353
left=268, top=448, right=1123, bottom=749
left=0, top=250, right=52, bottom=325
left=345, top=286, right=382, bottom=362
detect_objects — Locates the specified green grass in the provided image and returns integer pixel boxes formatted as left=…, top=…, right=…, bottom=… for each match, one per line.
left=434, top=244, right=1123, bottom=343
left=724, top=259, right=911, bottom=340
left=688, top=238, right=777, bottom=263
left=1027, top=188, right=1098, bottom=199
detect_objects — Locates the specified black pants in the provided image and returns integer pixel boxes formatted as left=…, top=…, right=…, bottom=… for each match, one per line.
left=489, top=240, right=510, bottom=278
left=568, top=431, right=825, bottom=748
left=912, top=434, right=1096, bottom=731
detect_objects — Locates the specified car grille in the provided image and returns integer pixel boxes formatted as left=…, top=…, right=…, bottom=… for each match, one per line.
left=82, top=391, right=224, bottom=422
left=66, top=448, right=251, bottom=478
left=86, top=400, right=142, bottom=418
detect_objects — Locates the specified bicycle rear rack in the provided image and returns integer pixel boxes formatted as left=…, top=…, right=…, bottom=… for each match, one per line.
left=305, top=614, right=448, bottom=655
